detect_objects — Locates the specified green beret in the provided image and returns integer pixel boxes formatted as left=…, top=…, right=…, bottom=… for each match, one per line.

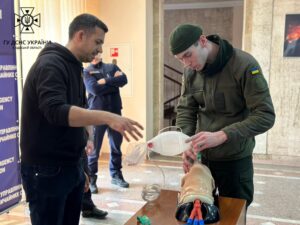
left=169, top=24, right=203, bottom=55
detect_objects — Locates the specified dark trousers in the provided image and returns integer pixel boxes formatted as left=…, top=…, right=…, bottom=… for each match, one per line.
left=81, top=152, right=96, bottom=211
left=202, top=156, right=254, bottom=207
left=88, top=124, right=123, bottom=177
left=82, top=189, right=95, bottom=211
left=21, top=163, right=85, bottom=225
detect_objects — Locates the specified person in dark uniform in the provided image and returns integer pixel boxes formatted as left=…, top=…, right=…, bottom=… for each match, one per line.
left=169, top=24, right=275, bottom=208
left=83, top=53, right=129, bottom=193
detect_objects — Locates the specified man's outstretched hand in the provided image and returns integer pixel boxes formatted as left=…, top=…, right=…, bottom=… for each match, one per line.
left=108, top=114, right=144, bottom=142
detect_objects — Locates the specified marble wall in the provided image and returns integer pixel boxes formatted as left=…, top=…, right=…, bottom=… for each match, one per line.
left=152, top=0, right=165, bottom=135
left=244, top=0, right=300, bottom=157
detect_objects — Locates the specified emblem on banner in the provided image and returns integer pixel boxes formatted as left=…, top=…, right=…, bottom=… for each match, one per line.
left=15, top=7, right=40, bottom=34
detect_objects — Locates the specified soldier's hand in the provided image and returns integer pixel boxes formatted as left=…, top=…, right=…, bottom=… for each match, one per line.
left=182, top=147, right=196, bottom=173
left=186, top=131, right=228, bottom=153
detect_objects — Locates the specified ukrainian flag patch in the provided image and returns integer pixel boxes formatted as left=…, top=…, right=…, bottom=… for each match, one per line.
left=250, top=67, right=260, bottom=75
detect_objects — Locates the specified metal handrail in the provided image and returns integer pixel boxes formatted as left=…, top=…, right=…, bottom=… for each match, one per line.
left=164, top=64, right=182, bottom=75
left=164, top=94, right=181, bottom=105
left=163, top=64, right=182, bottom=125
left=164, top=74, right=182, bottom=86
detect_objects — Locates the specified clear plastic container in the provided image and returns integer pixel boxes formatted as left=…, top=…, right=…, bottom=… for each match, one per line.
left=141, top=184, right=161, bottom=202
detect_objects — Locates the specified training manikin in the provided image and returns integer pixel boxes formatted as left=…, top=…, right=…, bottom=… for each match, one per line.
left=125, top=129, right=220, bottom=223
left=176, top=158, right=219, bottom=224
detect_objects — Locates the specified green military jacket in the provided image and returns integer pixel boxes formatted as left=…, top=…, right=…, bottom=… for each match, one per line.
left=176, top=37, right=275, bottom=161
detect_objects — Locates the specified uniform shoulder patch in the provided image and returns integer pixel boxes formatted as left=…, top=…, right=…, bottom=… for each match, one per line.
left=250, top=67, right=260, bottom=75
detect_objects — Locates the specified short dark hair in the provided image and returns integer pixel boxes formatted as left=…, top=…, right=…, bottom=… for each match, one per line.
left=68, top=13, right=108, bottom=39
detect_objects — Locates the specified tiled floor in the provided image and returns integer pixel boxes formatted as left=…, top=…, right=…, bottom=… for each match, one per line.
left=1, top=153, right=300, bottom=225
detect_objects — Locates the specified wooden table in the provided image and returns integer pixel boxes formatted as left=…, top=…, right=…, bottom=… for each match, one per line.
left=124, top=189, right=246, bottom=225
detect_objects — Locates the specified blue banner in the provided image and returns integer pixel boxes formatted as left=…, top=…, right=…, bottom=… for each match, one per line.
left=0, top=0, right=22, bottom=213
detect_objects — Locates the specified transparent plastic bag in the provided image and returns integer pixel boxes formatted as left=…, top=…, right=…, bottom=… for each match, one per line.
left=123, top=142, right=147, bottom=166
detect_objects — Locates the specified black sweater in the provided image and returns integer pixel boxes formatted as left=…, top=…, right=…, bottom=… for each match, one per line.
left=20, top=42, right=87, bottom=166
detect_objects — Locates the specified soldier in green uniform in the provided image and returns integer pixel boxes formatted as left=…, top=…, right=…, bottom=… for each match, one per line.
left=169, top=24, right=275, bottom=207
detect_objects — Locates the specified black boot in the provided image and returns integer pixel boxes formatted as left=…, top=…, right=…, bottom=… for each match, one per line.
left=82, top=207, right=108, bottom=219
left=89, top=175, right=98, bottom=194
left=82, top=189, right=108, bottom=219
left=111, top=173, right=129, bottom=188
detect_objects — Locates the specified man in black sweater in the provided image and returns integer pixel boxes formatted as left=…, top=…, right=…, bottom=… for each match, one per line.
left=20, top=14, right=143, bottom=225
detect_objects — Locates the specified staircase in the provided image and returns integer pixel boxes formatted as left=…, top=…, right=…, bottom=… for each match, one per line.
left=164, top=64, right=182, bottom=126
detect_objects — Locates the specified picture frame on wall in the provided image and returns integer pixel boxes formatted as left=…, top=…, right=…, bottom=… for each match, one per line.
left=283, top=14, right=300, bottom=57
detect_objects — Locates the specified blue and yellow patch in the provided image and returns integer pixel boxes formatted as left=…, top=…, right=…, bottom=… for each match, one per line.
left=250, top=67, right=260, bottom=75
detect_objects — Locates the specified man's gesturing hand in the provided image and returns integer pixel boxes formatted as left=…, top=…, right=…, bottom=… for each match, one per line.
left=108, top=114, right=144, bottom=142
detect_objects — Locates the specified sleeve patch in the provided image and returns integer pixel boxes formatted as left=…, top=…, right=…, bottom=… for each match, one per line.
left=250, top=67, right=260, bottom=75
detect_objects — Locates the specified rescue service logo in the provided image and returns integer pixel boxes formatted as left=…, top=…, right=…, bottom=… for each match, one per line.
left=15, top=7, right=40, bottom=34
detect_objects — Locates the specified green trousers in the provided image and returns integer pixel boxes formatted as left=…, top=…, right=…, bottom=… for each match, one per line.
left=202, top=156, right=254, bottom=207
